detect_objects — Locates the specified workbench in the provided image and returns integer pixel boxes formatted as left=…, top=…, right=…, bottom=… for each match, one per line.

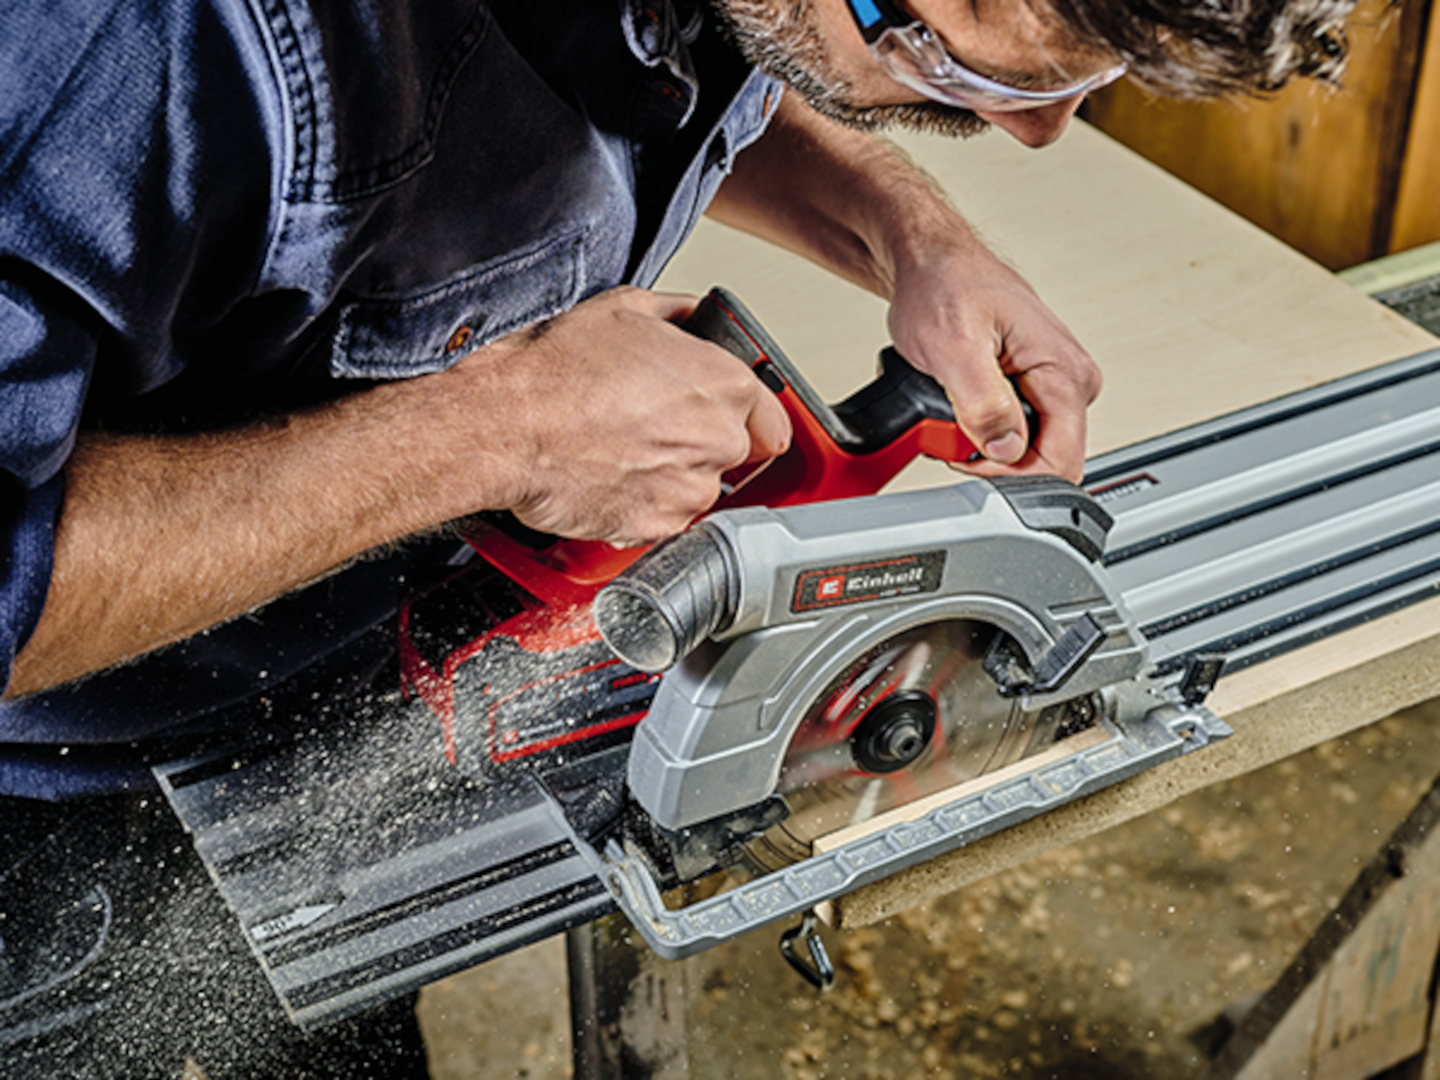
left=417, top=120, right=1440, bottom=1077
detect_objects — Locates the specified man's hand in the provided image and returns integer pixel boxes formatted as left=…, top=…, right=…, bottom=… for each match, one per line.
left=707, top=93, right=1100, bottom=483
left=886, top=236, right=1100, bottom=483
left=10, top=286, right=789, bottom=696
left=470, top=286, right=792, bottom=545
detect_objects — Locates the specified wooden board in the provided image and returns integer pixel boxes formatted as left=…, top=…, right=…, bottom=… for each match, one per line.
left=1202, top=774, right=1440, bottom=1080
left=1393, top=0, right=1440, bottom=253
left=660, top=120, right=1433, bottom=480
left=657, top=117, right=1440, bottom=928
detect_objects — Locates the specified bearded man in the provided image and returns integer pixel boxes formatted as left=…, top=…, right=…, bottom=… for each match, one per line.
left=0, top=0, right=1351, bottom=1073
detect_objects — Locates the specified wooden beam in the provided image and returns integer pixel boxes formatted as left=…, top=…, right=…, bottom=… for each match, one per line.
left=1200, top=772, right=1440, bottom=1080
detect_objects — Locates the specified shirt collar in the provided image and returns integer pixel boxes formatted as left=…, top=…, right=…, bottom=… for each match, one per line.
left=621, top=0, right=700, bottom=125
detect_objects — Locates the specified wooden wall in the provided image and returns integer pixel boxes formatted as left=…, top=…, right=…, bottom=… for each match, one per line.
left=1083, top=0, right=1440, bottom=271
left=1394, top=0, right=1440, bottom=252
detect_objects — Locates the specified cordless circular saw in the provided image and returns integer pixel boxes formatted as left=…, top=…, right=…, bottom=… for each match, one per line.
left=157, top=287, right=1254, bottom=1027
left=394, top=288, right=1229, bottom=966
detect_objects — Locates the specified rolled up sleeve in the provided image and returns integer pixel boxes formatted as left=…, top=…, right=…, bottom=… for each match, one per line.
left=0, top=268, right=98, bottom=688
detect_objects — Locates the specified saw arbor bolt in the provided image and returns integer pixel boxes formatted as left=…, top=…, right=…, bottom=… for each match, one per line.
left=850, top=690, right=938, bottom=773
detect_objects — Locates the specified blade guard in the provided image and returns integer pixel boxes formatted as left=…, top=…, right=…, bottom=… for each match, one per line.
left=619, top=479, right=1152, bottom=832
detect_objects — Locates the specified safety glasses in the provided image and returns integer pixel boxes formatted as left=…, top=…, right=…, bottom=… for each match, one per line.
left=846, top=0, right=1127, bottom=112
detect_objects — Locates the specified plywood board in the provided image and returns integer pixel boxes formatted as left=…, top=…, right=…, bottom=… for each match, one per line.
left=659, top=117, right=1440, bottom=927
left=660, top=124, right=1434, bottom=489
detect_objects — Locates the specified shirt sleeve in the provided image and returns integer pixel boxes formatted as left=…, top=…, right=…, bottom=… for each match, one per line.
left=0, top=266, right=99, bottom=686
left=0, top=0, right=281, bottom=693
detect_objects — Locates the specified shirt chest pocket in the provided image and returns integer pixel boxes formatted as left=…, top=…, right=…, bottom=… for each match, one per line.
left=329, top=230, right=586, bottom=380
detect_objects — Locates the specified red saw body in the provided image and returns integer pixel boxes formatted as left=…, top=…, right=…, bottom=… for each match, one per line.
left=398, top=287, right=1005, bottom=776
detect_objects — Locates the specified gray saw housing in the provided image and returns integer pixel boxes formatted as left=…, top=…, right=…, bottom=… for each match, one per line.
left=601, top=476, right=1151, bottom=832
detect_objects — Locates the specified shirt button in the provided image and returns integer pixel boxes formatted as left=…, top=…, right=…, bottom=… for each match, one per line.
left=445, top=326, right=474, bottom=355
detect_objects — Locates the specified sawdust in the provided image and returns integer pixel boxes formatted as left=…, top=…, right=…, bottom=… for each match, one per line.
left=420, top=699, right=1440, bottom=1078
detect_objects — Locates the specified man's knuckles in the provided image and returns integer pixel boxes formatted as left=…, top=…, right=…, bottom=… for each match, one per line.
left=955, top=393, right=1023, bottom=440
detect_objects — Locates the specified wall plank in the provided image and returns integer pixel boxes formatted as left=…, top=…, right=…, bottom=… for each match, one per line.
left=1084, top=0, right=1429, bottom=270
left=1392, top=0, right=1440, bottom=252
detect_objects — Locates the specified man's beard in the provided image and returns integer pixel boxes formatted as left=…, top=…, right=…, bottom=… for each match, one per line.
left=710, top=0, right=990, bottom=137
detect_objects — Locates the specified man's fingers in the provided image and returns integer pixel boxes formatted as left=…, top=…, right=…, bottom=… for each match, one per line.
left=744, top=383, right=792, bottom=463
left=1024, top=387, right=1087, bottom=483
left=646, top=288, right=705, bottom=325
left=487, top=286, right=803, bottom=545
left=937, top=356, right=1030, bottom=465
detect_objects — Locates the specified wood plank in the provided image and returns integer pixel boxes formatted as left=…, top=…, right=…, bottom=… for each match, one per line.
left=1081, top=0, right=1429, bottom=270
left=659, top=117, right=1440, bottom=929
left=1392, top=0, right=1440, bottom=252
left=1202, top=773, right=1440, bottom=1080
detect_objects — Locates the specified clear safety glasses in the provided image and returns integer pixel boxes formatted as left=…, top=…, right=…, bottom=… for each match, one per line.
left=846, top=0, right=1127, bottom=113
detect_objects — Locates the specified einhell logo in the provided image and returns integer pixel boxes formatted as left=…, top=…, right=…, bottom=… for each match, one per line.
left=792, top=551, right=947, bottom=612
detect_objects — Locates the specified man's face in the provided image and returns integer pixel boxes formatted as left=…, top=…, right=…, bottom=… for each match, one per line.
left=713, top=0, right=1117, bottom=147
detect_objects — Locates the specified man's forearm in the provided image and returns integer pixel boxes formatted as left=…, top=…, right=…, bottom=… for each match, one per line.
left=706, top=93, right=972, bottom=301
left=7, top=288, right=789, bottom=699
left=8, top=371, right=507, bottom=697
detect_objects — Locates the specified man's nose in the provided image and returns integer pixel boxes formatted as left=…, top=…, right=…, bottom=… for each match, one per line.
left=978, top=96, right=1085, bottom=148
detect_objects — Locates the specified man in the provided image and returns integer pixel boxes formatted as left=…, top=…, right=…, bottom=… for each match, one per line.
left=0, top=0, right=1351, bottom=1074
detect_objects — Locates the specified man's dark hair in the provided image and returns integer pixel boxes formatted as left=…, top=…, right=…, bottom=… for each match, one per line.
left=1046, top=0, right=1355, bottom=96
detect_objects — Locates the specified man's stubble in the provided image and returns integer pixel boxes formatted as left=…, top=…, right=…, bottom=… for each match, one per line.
left=710, top=0, right=991, bottom=137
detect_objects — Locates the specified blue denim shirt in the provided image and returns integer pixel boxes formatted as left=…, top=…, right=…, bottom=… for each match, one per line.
left=0, top=0, right=780, bottom=798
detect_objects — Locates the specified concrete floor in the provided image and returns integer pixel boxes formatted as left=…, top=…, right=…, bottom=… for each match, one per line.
left=415, top=699, right=1440, bottom=1079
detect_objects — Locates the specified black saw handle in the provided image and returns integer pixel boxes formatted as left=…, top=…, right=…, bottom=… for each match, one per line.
left=834, top=346, right=1039, bottom=461
left=683, top=286, right=1037, bottom=461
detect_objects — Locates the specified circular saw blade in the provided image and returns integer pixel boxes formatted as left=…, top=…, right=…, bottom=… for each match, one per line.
left=747, top=619, right=1068, bottom=872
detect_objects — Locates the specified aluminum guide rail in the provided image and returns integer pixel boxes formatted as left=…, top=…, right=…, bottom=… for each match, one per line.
left=154, top=345, right=1440, bottom=1028
left=1090, top=347, right=1440, bottom=672
left=153, top=702, right=615, bottom=1029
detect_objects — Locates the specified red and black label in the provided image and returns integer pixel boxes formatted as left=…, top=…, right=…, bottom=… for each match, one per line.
left=1088, top=473, right=1159, bottom=504
left=791, top=550, right=947, bottom=612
